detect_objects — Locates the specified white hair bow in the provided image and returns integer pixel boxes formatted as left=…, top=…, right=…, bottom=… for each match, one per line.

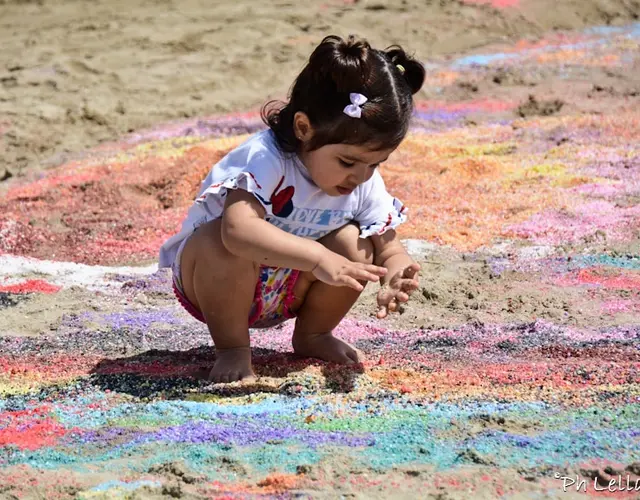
left=343, top=93, right=368, bottom=119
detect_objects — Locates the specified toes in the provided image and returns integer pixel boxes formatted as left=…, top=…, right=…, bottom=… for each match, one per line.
left=342, top=354, right=355, bottom=364
left=207, top=369, right=256, bottom=384
left=210, top=370, right=233, bottom=384
left=349, top=348, right=365, bottom=363
left=207, top=368, right=218, bottom=383
left=345, top=346, right=366, bottom=364
left=330, top=350, right=355, bottom=364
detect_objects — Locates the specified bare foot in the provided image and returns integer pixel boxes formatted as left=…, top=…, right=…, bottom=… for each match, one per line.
left=209, top=347, right=256, bottom=383
left=292, top=331, right=364, bottom=364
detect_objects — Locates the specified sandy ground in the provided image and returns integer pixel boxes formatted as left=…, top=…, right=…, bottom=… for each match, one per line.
left=1, top=0, right=639, bottom=181
left=1, top=2, right=640, bottom=499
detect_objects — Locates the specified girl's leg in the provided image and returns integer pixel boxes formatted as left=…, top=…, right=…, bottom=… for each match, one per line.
left=180, top=218, right=259, bottom=382
left=290, top=223, right=374, bottom=364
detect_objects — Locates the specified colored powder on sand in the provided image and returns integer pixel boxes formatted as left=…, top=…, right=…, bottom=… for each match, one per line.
left=0, top=354, right=104, bottom=391
left=98, top=310, right=183, bottom=330
left=602, top=300, right=638, bottom=314
left=450, top=23, right=640, bottom=69
left=255, top=474, right=300, bottom=493
left=0, top=254, right=159, bottom=292
left=557, top=268, right=640, bottom=291
left=463, top=0, right=519, bottom=7
left=415, top=99, right=516, bottom=114
left=1, top=23, right=640, bottom=497
left=123, top=112, right=261, bottom=145
left=490, top=253, right=640, bottom=277
left=453, top=52, right=514, bottom=67
left=0, top=279, right=61, bottom=294
left=87, top=479, right=162, bottom=493
left=572, top=181, right=635, bottom=198
left=0, top=407, right=71, bottom=450
left=2, top=104, right=639, bottom=261
left=125, top=420, right=374, bottom=448
left=4, top=394, right=639, bottom=475
left=507, top=200, right=640, bottom=246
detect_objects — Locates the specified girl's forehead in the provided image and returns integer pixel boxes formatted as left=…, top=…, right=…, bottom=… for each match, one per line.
left=329, top=143, right=396, bottom=163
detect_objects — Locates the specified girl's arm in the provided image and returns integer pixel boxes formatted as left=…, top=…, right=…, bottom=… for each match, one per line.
left=221, top=189, right=386, bottom=290
left=222, top=189, right=325, bottom=271
left=371, top=229, right=415, bottom=281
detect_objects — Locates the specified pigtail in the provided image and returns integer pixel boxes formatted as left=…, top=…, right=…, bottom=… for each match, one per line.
left=385, top=46, right=425, bottom=95
left=310, top=35, right=371, bottom=92
left=261, top=99, right=296, bottom=152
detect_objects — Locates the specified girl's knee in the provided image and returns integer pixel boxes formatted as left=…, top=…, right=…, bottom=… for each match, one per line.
left=184, top=219, right=258, bottom=275
left=324, top=223, right=374, bottom=264
left=191, top=219, right=227, bottom=257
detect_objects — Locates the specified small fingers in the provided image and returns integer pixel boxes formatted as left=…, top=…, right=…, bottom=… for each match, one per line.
left=403, top=263, right=421, bottom=278
left=377, top=304, right=388, bottom=319
left=352, top=268, right=382, bottom=283
left=377, top=286, right=394, bottom=302
left=396, top=291, right=410, bottom=303
left=360, top=263, right=388, bottom=277
left=342, top=276, right=364, bottom=292
left=400, top=278, right=420, bottom=293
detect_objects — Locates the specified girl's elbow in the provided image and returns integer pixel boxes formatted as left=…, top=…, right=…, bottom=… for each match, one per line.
left=220, top=215, right=245, bottom=254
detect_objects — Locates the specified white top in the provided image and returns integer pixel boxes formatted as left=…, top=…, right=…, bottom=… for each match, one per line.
left=158, top=130, right=407, bottom=268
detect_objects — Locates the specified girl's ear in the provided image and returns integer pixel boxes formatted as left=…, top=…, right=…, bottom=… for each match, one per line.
left=293, top=112, right=314, bottom=142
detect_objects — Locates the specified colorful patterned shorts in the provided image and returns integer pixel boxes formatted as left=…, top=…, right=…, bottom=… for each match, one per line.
left=171, top=233, right=300, bottom=329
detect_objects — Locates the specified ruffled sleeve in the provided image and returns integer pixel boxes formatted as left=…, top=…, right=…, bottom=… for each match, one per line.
left=355, top=170, right=407, bottom=238
left=194, top=140, right=287, bottom=218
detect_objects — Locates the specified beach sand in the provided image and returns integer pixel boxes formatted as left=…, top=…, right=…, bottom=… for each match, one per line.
left=1, top=0, right=639, bottom=179
left=1, top=1, right=639, bottom=498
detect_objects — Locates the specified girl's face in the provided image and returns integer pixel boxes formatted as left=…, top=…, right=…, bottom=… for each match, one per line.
left=294, top=112, right=395, bottom=196
left=298, top=142, right=394, bottom=196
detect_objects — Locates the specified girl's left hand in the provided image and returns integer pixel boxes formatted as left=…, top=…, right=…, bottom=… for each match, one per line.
left=376, top=263, right=421, bottom=319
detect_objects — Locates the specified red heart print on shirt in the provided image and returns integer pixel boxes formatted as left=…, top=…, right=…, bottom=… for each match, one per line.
left=269, top=176, right=295, bottom=217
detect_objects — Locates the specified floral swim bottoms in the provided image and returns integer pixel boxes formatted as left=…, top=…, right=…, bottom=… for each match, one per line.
left=171, top=234, right=300, bottom=329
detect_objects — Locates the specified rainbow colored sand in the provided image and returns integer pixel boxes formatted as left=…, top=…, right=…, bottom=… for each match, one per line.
left=1, top=22, right=639, bottom=499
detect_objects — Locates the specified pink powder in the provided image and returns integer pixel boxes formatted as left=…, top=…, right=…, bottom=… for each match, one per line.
left=602, top=300, right=637, bottom=314
left=507, top=201, right=640, bottom=245
left=462, top=0, right=519, bottom=8
left=416, top=99, right=516, bottom=113
left=0, top=279, right=61, bottom=294
left=557, top=269, right=640, bottom=291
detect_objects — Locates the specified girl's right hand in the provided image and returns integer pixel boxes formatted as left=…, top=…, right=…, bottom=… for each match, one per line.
left=312, top=250, right=387, bottom=291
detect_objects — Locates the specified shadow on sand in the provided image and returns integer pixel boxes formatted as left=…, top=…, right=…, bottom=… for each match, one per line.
left=89, top=345, right=365, bottom=399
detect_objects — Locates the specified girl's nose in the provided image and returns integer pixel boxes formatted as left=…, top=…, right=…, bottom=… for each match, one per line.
left=349, top=166, right=369, bottom=185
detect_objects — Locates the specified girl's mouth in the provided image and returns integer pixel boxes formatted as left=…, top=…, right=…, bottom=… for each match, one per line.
left=336, top=186, right=354, bottom=195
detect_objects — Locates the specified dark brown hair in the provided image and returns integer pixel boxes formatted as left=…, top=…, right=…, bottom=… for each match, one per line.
left=261, top=35, right=425, bottom=153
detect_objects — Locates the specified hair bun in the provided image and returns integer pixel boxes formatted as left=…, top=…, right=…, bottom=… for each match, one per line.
left=385, top=47, right=425, bottom=95
left=338, top=35, right=368, bottom=60
left=309, top=35, right=371, bottom=92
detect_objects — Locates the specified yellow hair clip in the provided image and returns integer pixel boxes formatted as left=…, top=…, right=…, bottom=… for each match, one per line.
left=396, top=64, right=405, bottom=75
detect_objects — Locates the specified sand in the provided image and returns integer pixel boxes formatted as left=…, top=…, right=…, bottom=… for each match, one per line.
left=1, top=1, right=640, bottom=499
left=1, top=0, right=639, bottom=180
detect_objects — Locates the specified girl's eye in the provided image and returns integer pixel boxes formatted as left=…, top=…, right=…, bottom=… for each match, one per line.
left=339, top=158, right=355, bottom=168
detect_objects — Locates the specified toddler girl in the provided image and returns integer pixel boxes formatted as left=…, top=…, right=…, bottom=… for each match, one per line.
left=159, top=35, right=425, bottom=382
